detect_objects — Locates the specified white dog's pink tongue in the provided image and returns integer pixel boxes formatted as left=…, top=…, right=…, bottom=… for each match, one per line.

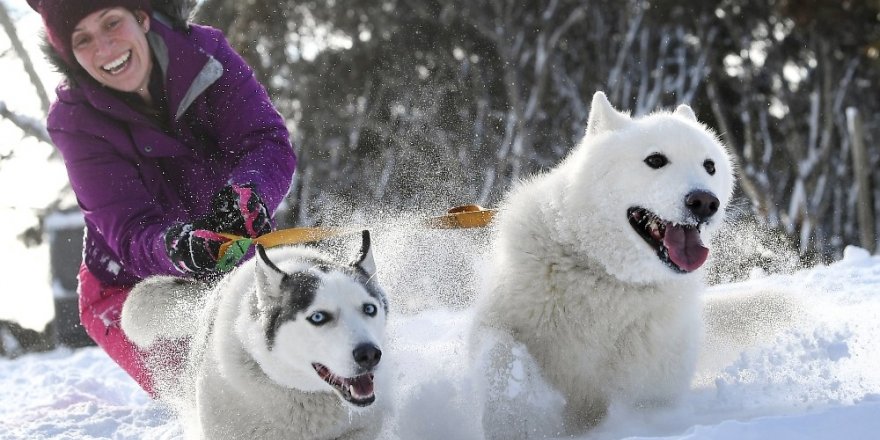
left=663, top=224, right=709, bottom=272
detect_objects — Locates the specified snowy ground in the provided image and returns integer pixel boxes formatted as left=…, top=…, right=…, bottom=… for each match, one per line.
left=4, top=2, right=879, bottom=438
left=2, top=238, right=880, bottom=439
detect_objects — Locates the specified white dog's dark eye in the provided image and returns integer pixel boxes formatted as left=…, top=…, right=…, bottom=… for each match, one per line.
left=363, top=303, right=377, bottom=317
left=703, top=159, right=716, bottom=175
left=307, top=311, right=332, bottom=326
left=644, top=153, right=668, bottom=169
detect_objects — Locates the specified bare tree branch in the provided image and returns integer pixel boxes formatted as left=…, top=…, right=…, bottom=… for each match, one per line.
left=0, top=101, right=51, bottom=145
left=0, top=2, right=50, bottom=114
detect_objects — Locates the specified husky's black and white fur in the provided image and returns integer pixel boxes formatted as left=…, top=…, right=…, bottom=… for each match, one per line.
left=121, top=231, right=388, bottom=440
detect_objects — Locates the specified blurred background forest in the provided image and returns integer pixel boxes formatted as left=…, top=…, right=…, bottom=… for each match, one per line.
left=205, top=0, right=880, bottom=262
left=2, top=0, right=879, bottom=261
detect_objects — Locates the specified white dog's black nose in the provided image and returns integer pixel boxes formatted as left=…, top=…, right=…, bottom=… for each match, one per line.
left=685, top=190, right=719, bottom=221
left=353, top=343, right=382, bottom=369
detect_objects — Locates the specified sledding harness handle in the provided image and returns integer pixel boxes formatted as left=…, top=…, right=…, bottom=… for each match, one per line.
left=215, top=204, right=496, bottom=272
left=424, top=204, right=497, bottom=229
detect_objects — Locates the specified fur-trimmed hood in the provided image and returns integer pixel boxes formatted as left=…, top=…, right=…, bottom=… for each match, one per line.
left=42, top=0, right=197, bottom=81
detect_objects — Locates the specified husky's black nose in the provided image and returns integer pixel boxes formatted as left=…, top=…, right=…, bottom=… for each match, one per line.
left=353, top=343, right=382, bottom=370
left=685, top=190, right=720, bottom=221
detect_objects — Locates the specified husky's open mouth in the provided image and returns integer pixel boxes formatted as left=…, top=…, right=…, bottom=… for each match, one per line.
left=627, top=207, right=709, bottom=273
left=312, top=363, right=376, bottom=407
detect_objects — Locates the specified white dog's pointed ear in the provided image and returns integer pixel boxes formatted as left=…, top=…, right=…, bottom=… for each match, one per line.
left=352, top=230, right=377, bottom=279
left=586, top=91, right=630, bottom=135
left=255, top=245, right=285, bottom=308
left=674, top=104, right=698, bottom=122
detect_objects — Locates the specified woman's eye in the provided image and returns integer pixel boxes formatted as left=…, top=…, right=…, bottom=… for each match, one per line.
left=644, top=153, right=669, bottom=169
left=106, top=18, right=120, bottom=30
left=307, top=311, right=331, bottom=326
left=363, top=303, right=377, bottom=317
left=73, top=36, right=90, bottom=49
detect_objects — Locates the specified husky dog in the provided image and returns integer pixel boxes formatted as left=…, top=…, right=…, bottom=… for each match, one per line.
left=471, top=92, right=735, bottom=437
left=121, top=231, right=388, bottom=440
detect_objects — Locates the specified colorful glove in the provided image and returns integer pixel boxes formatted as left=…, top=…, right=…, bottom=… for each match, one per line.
left=210, top=183, right=271, bottom=238
left=164, top=220, right=232, bottom=275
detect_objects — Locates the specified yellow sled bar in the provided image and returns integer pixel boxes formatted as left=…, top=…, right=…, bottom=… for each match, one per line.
left=423, top=204, right=496, bottom=229
left=218, top=227, right=348, bottom=259
left=218, top=204, right=496, bottom=260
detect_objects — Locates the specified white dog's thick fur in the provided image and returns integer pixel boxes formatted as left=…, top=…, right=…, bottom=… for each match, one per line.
left=122, top=231, right=388, bottom=440
left=471, top=92, right=735, bottom=437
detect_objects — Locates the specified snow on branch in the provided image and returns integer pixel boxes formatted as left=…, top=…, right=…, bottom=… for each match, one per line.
left=0, top=3, right=50, bottom=114
left=0, top=101, right=52, bottom=145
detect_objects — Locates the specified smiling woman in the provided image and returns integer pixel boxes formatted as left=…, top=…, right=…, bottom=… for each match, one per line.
left=70, top=8, right=154, bottom=103
left=26, top=0, right=296, bottom=396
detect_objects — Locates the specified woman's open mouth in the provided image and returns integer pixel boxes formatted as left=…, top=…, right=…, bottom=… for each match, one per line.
left=101, top=50, right=132, bottom=75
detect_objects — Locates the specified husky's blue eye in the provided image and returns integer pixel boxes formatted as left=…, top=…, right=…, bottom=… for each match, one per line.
left=644, top=153, right=668, bottom=169
left=363, top=303, right=378, bottom=317
left=703, top=159, right=716, bottom=176
left=307, top=311, right=332, bottom=326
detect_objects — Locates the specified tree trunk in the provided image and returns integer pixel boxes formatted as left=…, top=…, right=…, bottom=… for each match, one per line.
left=847, top=108, right=876, bottom=253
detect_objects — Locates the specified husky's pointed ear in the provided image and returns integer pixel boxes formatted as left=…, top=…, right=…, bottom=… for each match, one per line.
left=255, top=245, right=285, bottom=308
left=586, top=91, right=630, bottom=136
left=674, top=104, right=698, bottom=122
left=352, top=230, right=377, bottom=279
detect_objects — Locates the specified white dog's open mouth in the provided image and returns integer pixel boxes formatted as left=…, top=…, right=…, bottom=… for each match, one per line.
left=312, top=363, right=376, bottom=407
left=627, top=207, right=709, bottom=273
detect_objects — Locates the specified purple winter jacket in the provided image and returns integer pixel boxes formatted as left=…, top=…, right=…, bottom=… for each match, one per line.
left=47, top=15, right=296, bottom=286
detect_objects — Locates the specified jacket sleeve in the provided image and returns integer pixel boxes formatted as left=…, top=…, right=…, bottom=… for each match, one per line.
left=200, top=29, right=296, bottom=215
left=48, top=108, right=181, bottom=279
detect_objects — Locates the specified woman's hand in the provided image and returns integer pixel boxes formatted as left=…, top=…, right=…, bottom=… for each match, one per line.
left=164, top=220, right=231, bottom=275
left=210, top=183, right=271, bottom=238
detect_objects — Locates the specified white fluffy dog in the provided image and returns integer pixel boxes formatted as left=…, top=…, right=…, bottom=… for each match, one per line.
left=121, top=231, right=388, bottom=440
left=471, top=92, right=735, bottom=437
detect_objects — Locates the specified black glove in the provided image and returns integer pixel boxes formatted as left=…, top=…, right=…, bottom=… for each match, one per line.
left=210, top=183, right=271, bottom=238
left=164, top=220, right=231, bottom=275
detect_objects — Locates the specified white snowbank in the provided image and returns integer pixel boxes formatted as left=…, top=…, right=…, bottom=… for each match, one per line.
left=2, top=246, right=880, bottom=439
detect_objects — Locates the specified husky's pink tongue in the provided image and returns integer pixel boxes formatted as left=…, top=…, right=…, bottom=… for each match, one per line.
left=663, top=224, right=709, bottom=272
left=350, top=374, right=374, bottom=398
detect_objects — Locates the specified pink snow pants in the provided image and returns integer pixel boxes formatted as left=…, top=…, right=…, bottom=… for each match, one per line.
left=77, top=264, right=185, bottom=397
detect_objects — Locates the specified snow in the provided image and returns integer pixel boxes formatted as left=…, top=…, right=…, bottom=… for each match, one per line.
left=3, top=2, right=878, bottom=438
left=2, top=244, right=880, bottom=439
left=43, top=211, right=85, bottom=233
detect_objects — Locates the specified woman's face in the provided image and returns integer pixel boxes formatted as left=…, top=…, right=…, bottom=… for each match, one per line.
left=71, top=8, right=152, bottom=98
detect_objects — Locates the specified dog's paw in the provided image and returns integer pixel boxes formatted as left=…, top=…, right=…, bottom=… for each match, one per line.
left=471, top=328, right=565, bottom=440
